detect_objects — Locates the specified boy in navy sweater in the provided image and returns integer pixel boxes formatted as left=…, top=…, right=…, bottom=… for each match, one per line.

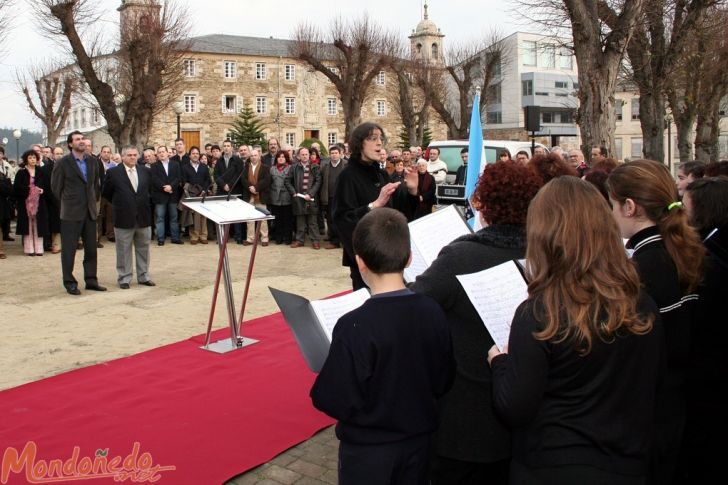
left=310, top=208, right=455, bottom=485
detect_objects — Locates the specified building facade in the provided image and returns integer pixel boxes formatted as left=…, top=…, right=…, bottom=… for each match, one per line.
left=57, top=1, right=447, bottom=151
left=484, top=32, right=580, bottom=149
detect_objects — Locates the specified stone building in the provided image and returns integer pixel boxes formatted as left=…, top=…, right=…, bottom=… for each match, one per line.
left=57, top=0, right=448, bottom=151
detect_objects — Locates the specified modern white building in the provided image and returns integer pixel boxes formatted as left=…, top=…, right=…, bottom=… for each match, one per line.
left=484, top=32, right=580, bottom=149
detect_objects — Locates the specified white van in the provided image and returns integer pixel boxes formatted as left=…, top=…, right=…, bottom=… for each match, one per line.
left=427, top=139, right=549, bottom=182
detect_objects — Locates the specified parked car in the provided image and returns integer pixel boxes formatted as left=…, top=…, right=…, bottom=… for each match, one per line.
left=427, top=139, right=550, bottom=183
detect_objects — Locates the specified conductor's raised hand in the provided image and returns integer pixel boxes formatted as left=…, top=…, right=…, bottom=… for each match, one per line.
left=372, top=182, right=401, bottom=209
left=403, top=167, right=419, bottom=195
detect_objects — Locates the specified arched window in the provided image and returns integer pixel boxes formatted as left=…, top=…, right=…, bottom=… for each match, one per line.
left=416, top=43, right=422, bottom=53
left=431, top=43, right=439, bottom=58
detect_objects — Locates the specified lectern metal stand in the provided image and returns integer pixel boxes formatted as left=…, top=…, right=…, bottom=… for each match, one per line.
left=182, top=196, right=274, bottom=354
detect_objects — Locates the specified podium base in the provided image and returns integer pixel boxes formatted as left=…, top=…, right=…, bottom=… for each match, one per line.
left=201, top=337, right=260, bottom=354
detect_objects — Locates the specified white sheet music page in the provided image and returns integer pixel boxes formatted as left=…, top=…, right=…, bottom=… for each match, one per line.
left=408, top=204, right=471, bottom=268
left=456, top=261, right=529, bottom=352
left=183, top=198, right=266, bottom=224
left=403, top=243, right=428, bottom=283
left=310, top=289, right=371, bottom=342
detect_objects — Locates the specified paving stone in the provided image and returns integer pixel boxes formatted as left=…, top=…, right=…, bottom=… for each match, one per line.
left=287, top=459, right=327, bottom=478
left=293, top=476, right=328, bottom=485
left=262, top=464, right=302, bottom=484
left=270, top=451, right=299, bottom=468
left=320, top=469, right=339, bottom=485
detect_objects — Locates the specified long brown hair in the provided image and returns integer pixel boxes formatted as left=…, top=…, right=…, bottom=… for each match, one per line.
left=526, top=177, right=653, bottom=353
left=607, top=159, right=704, bottom=292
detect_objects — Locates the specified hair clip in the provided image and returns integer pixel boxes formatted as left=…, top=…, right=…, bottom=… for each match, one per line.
left=667, top=201, right=683, bottom=211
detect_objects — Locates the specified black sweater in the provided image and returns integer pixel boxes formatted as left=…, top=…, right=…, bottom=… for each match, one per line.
left=627, top=226, right=696, bottom=420
left=410, top=225, right=526, bottom=463
left=491, top=294, right=664, bottom=476
left=310, top=292, right=455, bottom=445
left=332, top=157, right=417, bottom=267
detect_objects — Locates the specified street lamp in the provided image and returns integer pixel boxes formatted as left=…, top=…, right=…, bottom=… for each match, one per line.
left=173, top=102, right=184, bottom=139
left=12, top=129, right=22, bottom=162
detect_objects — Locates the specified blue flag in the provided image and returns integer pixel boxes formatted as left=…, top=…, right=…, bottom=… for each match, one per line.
left=464, top=93, right=484, bottom=229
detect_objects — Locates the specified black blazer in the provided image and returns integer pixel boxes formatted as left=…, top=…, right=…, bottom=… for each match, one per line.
left=102, top=164, right=152, bottom=229
left=181, top=162, right=211, bottom=192
left=150, top=159, right=182, bottom=204
left=214, top=155, right=241, bottom=189
left=51, top=153, right=100, bottom=221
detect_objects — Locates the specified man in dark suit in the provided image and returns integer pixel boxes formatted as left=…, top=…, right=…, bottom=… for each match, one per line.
left=102, top=146, right=155, bottom=289
left=150, top=145, right=182, bottom=245
left=217, top=140, right=245, bottom=243
left=181, top=146, right=211, bottom=244
left=50, top=130, right=106, bottom=295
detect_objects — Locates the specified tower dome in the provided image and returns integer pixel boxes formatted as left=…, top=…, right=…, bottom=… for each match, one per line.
left=409, top=2, right=445, bottom=64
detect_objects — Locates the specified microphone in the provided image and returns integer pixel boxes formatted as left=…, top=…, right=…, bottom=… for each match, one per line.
left=226, top=161, right=246, bottom=202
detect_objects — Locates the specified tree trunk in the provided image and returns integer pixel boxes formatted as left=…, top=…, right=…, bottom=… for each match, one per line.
left=638, top=88, right=666, bottom=163
left=694, top=102, right=720, bottom=162
left=566, top=0, right=645, bottom=159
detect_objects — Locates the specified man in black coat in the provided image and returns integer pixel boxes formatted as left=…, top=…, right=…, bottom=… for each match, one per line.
left=50, top=131, right=106, bottom=295
left=218, top=140, right=246, bottom=243
left=102, top=146, right=155, bottom=289
left=150, top=145, right=182, bottom=245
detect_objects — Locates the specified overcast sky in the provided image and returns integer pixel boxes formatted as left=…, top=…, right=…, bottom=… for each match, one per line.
left=1, top=0, right=522, bottom=131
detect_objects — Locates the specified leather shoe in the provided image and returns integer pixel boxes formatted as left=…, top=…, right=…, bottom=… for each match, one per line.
left=171, top=240, right=184, bottom=245
left=85, top=284, right=107, bottom=291
left=97, top=242, right=104, bottom=248
left=312, top=243, right=321, bottom=250
left=2, top=236, right=14, bottom=242
left=139, top=280, right=156, bottom=287
left=119, top=283, right=130, bottom=290
left=290, top=241, right=303, bottom=248
left=158, top=241, right=165, bottom=246
left=66, top=286, right=81, bottom=295
left=261, top=241, right=269, bottom=247
left=243, top=241, right=253, bottom=246
left=324, top=243, right=340, bottom=249
left=200, top=239, right=208, bottom=244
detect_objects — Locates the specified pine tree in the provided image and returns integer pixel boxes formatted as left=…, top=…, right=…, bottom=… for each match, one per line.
left=228, top=104, right=268, bottom=150
left=399, top=126, right=433, bottom=149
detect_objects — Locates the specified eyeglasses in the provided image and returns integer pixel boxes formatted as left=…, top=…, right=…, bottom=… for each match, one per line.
left=365, top=135, right=387, bottom=144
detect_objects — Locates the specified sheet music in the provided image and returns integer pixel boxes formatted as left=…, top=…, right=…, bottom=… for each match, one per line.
left=456, top=261, right=528, bottom=351
left=409, top=205, right=471, bottom=263
left=403, top=243, right=428, bottom=283
left=183, top=198, right=268, bottom=224
left=310, top=288, right=371, bottom=342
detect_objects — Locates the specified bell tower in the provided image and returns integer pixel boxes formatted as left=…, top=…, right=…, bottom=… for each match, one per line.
left=409, top=2, right=445, bottom=65
left=118, top=0, right=161, bottom=43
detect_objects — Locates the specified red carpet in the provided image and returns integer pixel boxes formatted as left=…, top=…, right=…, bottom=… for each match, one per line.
left=0, top=312, right=334, bottom=485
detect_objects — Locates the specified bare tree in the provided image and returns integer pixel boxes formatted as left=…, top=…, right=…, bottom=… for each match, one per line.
left=601, top=0, right=716, bottom=163
left=424, top=32, right=509, bottom=139
left=32, top=0, right=190, bottom=149
left=388, top=52, right=434, bottom=147
left=665, top=5, right=728, bottom=162
left=290, top=15, right=399, bottom=140
left=516, top=0, right=644, bottom=157
left=692, top=6, right=728, bottom=162
left=0, top=0, right=12, bottom=54
left=16, top=62, right=76, bottom=145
